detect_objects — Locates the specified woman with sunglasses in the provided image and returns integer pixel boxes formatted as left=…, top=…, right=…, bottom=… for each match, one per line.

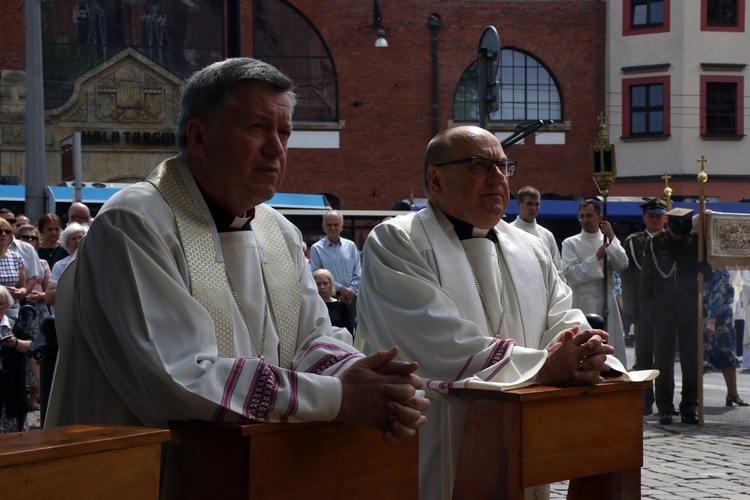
left=0, top=218, right=26, bottom=321
left=14, top=224, right=48, bottom=412
left=15, top=225, right=48, bottom=307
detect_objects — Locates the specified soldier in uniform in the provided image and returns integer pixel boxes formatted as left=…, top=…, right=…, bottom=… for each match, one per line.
left=640, top=207, right=699, bottom=425
left=621, top=197, right=668, bottom=415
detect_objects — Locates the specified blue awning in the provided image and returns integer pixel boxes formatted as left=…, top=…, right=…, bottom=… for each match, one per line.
left=42, top=186, right=331, bottom=210
left=0, top=185, right=26, bottom=202
left=267, top=193, right=331, bottom=210
left=45, top=185, right=124, bottom=204
left=501, top=200, right=750, bottom=221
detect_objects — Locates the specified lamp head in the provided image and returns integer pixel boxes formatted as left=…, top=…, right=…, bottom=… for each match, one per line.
left=374, top=29, right=388, bottom=48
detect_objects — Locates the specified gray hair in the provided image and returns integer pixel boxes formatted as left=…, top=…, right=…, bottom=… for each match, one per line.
left=322, top=210, right=342, bottom=224
left=177, top=58, right=297, bottom=150
left=0, top=285, right=12, bottom=306
left=61, top=222, right=88, bottom=253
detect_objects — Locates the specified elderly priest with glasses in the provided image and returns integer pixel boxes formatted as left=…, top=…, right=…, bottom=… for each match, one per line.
left=357, top=125, right=615, bottom=500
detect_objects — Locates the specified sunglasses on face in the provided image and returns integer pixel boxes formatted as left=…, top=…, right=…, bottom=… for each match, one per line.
left=19, top=234, right=39, bottom=242
left=0, top=229, right=12, bottom=235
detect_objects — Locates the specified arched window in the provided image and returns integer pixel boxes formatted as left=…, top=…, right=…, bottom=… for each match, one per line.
left=41, top=0, right=225, bottom=109
left=253, top=0, right=338, bottom=122
left=454, top=48, right=562, bottom=123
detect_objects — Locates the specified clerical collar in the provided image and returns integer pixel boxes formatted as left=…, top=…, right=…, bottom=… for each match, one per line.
left=444, top=212, right=496, bottom=241
left=199, top=185, right=256, bottom=232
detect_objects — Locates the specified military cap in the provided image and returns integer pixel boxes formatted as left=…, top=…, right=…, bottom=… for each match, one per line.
left=639, top=197, right=667, bottom=215
left=666, top=207, right=694, bottom=222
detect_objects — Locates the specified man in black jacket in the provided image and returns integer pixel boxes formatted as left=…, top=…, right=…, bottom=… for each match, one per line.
left=621, top=197, right=667, bottom=415
left=640, top=208, right=699, bottom=425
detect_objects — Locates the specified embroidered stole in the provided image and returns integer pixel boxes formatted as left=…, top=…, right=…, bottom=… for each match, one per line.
left=147, top=156, right=300, bottom=368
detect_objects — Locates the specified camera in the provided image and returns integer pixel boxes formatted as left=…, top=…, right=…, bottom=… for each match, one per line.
left=0, top=324, right=12, bottom=341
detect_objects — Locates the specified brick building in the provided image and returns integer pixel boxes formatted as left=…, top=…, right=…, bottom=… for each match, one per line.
left=0, top=0, right=606, bottom=211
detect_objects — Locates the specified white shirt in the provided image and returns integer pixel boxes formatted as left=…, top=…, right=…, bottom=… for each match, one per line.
left=511, top=216, right=565, bottom=283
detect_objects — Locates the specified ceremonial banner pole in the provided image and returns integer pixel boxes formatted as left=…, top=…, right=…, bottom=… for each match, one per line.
left=662, top=172, right=673, bottom=211
left=592, top=113, right=617, bottom=330
left=697, top=155, right=708, bottom=426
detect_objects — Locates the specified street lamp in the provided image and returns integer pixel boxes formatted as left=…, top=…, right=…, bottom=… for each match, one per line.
left=372, top=1, right=388, bottom=48
left=592, top=112, right=617, bottom=197
left=591, top=112, right=617, bottom=329
left=374, top=29, right=388, bottom=48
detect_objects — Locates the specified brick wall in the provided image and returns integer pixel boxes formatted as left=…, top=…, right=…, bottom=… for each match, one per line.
left=0, top=0, right=605, bottom=209
left=0, top=0, right=26, bottom=69
left=281, top=0, right=606, bottom=208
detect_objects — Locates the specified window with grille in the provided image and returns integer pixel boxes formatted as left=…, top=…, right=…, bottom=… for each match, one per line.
left=253, top=0, right=338, bottom=122
left=702, top=78, right=744, bottom=136
left=624, top=0, right=670, bottom=35
left=621, top=76, right=670, bottom=137
left=702, top=0, right=744, bottom=32
left=707, top=0, right=738, bottom=25
left=630, top=83, right=664, bottom=135
left=631, top=0, right=664, bottom=28
left=453, top=49, right=562, bottom=123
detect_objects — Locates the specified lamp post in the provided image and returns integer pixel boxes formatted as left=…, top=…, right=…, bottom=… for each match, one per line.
left=591, top=113, right=617, bottom=329
left=477, top=26, right=500, bottom=129
left=428, top=13, right=442, bottom=137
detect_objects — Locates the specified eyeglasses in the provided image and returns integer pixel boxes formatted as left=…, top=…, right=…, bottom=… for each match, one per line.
left=434, top=157, right=516, bottom=177
left=0, top=229, right=12, bottom=235
left=2, top=218, right=15, bottom=225
left=19, top=235, right=39, bottom=242
left=577, top=213, right=598, bottom=220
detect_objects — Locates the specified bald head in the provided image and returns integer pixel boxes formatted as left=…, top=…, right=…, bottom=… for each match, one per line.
left=322, top=210, right=344, bottom=244
left=423, top=126, right=511, bottom=229
left=68, top=202, right=92, bottom=226
left=423, top=126, right=500, bottom=193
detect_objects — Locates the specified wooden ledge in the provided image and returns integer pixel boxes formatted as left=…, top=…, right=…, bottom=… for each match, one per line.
left=0, top=425, right=170, bottom=468
left=450, top=380, right=653, bottom=402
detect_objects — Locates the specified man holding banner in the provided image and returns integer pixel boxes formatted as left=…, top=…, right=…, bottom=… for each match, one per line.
left=641, top=208, right=699, bottom=425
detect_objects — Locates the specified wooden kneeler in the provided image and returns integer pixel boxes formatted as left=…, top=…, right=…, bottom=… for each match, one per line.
left=451, top=381, right=650, bottom=500
left=166, top=420, right=419, bottom=499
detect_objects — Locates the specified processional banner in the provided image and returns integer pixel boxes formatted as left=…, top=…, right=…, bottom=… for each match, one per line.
left=706, top=211, right=750, bottom=270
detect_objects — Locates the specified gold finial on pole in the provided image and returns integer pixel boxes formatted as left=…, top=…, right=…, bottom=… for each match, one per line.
left=696, top=154, right=709, bottom=427
left=697, top=154, right=709, bottom=191
left=596, top=112, right=608, bottom=137
left=662, top=172, right=673, bottom=210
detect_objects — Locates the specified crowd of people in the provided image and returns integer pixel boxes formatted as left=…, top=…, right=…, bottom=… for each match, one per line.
left=0, top=203, right=92, bottom=433
left=3, top=58, right=748, bottom=499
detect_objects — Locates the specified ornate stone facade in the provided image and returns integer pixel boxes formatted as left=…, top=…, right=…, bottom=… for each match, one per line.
left=1, top=48, right=182, bottom=185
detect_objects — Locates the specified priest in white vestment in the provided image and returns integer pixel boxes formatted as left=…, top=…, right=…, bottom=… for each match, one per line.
left=510, top=185, right=565, bottom=283
left=561, top=198, right=629, bottom=366
left=357, top=126, right=615, bottom=500
left=46, top=58, right=428, bottom=443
